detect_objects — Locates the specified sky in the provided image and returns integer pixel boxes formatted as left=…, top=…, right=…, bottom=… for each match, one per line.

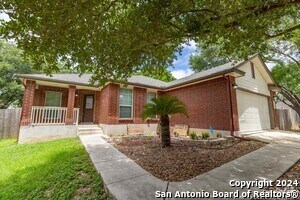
left=170, top=41, right=197, bottom=79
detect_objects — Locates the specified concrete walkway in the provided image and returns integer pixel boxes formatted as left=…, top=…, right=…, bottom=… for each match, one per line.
left=80, top=134, right=300, bottom=200
left=240, top=130, right=300, bottom=148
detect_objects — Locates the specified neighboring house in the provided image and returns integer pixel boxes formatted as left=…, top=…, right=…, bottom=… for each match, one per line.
left=17, top=54, right=280, bottom=143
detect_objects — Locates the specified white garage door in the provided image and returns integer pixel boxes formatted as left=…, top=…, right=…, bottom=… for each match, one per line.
left=237, top=90, right=271, bottom=132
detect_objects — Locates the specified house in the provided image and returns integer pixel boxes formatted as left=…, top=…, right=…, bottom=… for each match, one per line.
left=17, top=54, right=280, bottom=143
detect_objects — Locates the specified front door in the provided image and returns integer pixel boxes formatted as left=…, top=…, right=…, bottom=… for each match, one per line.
left=83, top=94, right=94, bottom=122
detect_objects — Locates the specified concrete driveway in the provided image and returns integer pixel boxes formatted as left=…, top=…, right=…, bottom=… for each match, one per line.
left=240, top=130, right=300, bottom=147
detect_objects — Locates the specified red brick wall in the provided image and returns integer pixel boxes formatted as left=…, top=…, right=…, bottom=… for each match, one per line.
left=33, top=86, right=68, bottom=107
left=99, top=84, right=159, bottom=124
left=98, top=84, right=120, bottom=124
left=20, top=80, right=36, bottom=126
left=164, top=77, right=238, bottom=131
left=66, top=85, right=76, bottom=125
left=133, top=87, right=147, bottom=123
left=33, top=86, right=101, bottom=124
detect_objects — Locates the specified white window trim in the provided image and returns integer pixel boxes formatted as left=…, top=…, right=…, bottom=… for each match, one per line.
left=119, top=88, right=133, bottom=119
left=45, top=91, right=62, bottom=107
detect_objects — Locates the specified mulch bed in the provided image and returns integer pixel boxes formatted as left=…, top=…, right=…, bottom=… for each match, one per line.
left=109, top=137, right=266, bottom=181
left=267, top=160, right=300, bottom=191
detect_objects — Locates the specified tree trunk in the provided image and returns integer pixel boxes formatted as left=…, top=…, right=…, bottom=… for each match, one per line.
left=280, top=88, right=300, bottom=116
left=160, top=115, right=171, bottom=147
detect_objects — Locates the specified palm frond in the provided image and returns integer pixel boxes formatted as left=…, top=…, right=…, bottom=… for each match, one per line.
left=141, top=95, right=188, bottom=119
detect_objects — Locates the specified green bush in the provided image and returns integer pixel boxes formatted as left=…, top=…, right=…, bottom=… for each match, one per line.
left=202, top=132, right=210, bottom=140
left=189, top=131, right=197, bottom=140
left=216, top=133, right=222, bottom=138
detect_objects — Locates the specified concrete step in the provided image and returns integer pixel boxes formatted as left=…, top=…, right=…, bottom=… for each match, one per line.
left=77, top=126, right=103, bottom=135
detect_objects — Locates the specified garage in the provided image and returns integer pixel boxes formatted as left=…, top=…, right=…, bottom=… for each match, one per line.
left=236, top=90, right=271, bottom=132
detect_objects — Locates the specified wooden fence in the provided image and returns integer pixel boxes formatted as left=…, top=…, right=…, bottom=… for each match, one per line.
left=276, top=109, right=300, bottom=131
left=0, top=108, right=22, bottom=139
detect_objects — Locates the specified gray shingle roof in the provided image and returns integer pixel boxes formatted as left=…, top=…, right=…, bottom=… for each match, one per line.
left=164, top=61, right=244, bottom=88
left=16, top=74, right=168, bottom=89
left=17, top=59, right=249, bottom=90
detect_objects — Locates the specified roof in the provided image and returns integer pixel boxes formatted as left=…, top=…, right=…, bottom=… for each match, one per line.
left=17, top=54, right=274, bottom=90
left=16, top=74, right=167, bottom=89
left=164, top=61, right=245, bottom=89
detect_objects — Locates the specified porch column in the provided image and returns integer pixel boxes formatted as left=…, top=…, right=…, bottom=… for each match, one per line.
left=66, top=85, right=76, bottom=125
left=20, top=80, right=36, bottom=126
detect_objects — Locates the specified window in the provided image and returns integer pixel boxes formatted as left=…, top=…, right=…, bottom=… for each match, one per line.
left=147, top=92, right=156, bottom=103
left=45, top=91, right=62, bottom=107
left=250, top=62, right=255, bottom=79
left=119, top=88, right=133, bottom=119
left=85, top=96, right=94, bottom=109
left=44, top=91, right=62, bottom=119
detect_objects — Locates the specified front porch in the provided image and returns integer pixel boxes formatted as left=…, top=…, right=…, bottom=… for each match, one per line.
left=18, top=79, right=102, bottom=143
left=20, top=80, right=101, bottom=127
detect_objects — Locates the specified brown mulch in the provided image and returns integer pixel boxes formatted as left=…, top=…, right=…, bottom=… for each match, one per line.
left=267, top=160, right=300, bottom=191
left=109, top=137, right=266, bottom=181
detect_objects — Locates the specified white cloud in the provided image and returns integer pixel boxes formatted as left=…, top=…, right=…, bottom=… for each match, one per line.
left=171, top=69, right=194, bottom=79
left=182, top=40, right=197, bottom=51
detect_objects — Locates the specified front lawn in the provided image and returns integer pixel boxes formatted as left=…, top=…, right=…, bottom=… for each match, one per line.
left=0, top=138, right=107, bottom=200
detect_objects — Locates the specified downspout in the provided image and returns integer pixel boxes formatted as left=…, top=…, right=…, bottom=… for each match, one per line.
left=225, top=75, right=248, bottom=140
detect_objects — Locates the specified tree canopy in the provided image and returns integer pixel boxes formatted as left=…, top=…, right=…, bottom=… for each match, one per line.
left=135, top=66, right=175, bottom=82
left=190, top=44, right=230, bottom=72
left=0, top=40, right=36, bottom=108
left=272, top=63, right=300, bottom=116
left=0, top=40, right=77, bottom=108
left=1, top=0, right=299, bottom=85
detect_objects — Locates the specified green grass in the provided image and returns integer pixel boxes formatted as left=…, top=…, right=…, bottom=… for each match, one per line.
left=0, top=138, right=107, bottom=200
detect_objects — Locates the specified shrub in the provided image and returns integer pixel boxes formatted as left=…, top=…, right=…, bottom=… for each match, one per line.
left=189, top=131, right=197, bottom=140
left=202, top=132, right=210, bottom=140
left=216, top=133, right=222, bottom=138
left=146, top=134, right=153, bottom=140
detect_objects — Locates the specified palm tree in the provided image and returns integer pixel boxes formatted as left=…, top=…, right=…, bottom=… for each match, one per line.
left=142, top=95, right=188, bottom=147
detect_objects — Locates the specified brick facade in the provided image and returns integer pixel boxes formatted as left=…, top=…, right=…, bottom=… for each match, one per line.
left=164, top=77, right=239, bottom=131
left=133, top=87, right=147, bottom=123
left=33, top=86, right=68, bottom=107
left=20, top=76, right=245, bottom=131
left=66, top=85, right=76, bottom=125
left=20, top=80, right=36, bottom=125
left=98, top=84, right=119, bottom=124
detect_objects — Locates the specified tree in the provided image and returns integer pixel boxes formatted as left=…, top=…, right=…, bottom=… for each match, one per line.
left=142, top=95, right=188, bottom=147
left=0, top=39, right=77, bottom=108
left=135, top=66, right=175, bottom=82
left=272, top=63, right=300, bottom=116
left=0, top=40, right=36, bottom=108
left=190, top=44, right=230, bottom=72
left=1, top=1, right=299, bottom=85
